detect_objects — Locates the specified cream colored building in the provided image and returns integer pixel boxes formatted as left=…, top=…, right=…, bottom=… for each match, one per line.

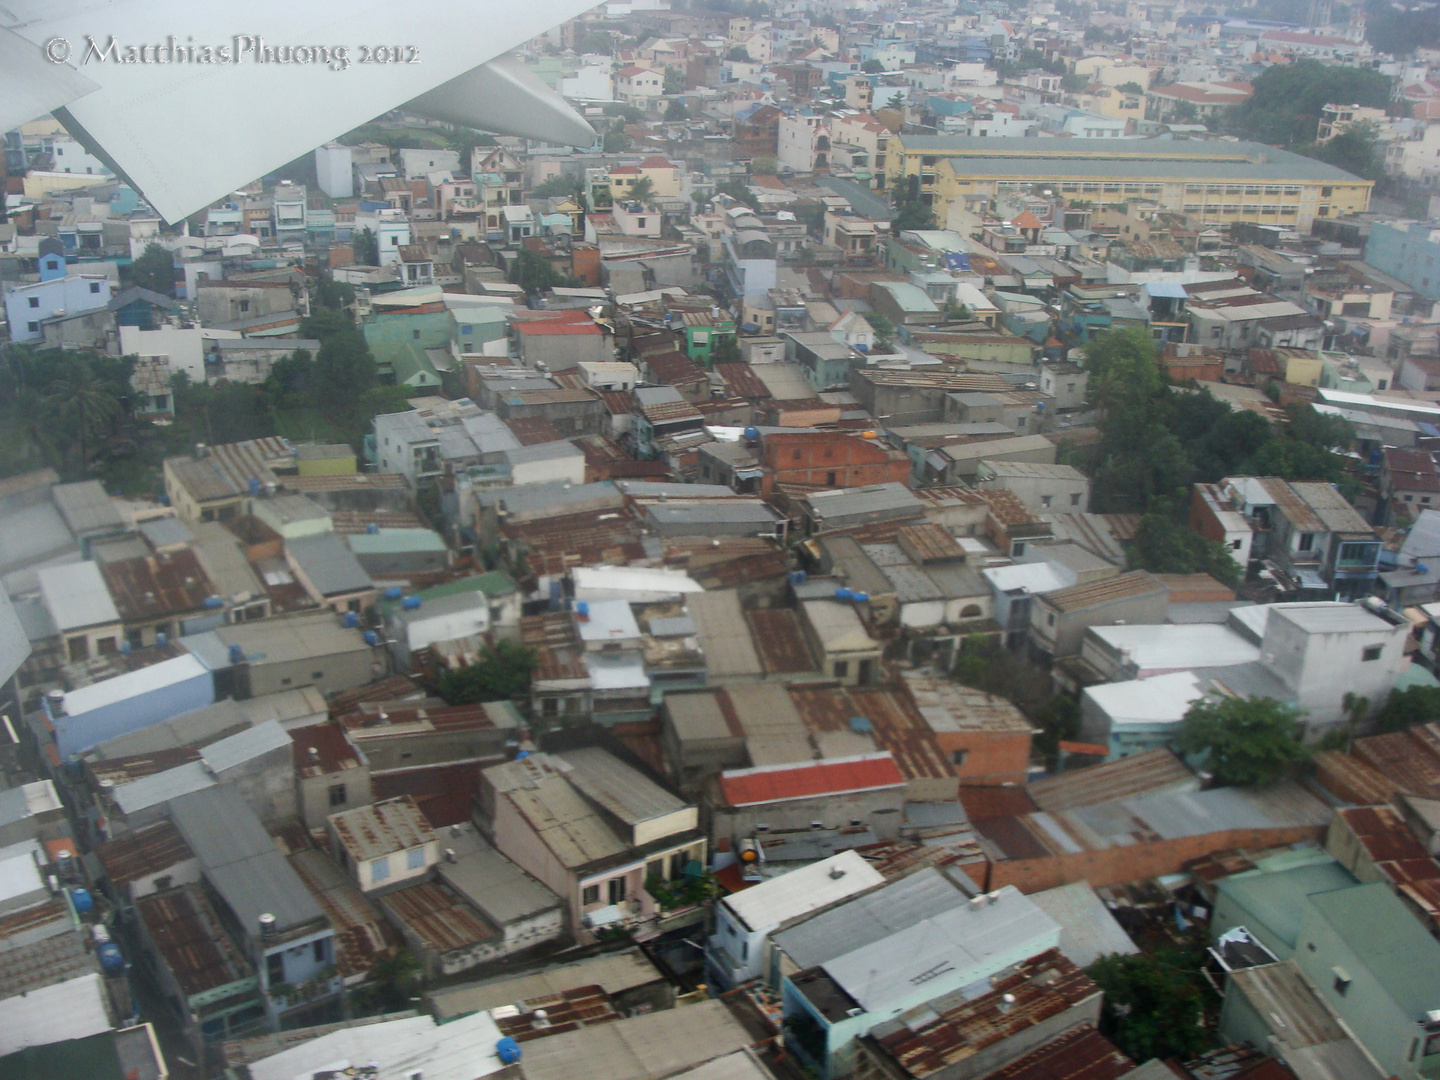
left=891, top=135, right=1373, bottom=232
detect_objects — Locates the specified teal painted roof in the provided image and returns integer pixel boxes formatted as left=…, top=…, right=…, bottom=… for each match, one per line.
left=376, top=569, right=518, bottom=618
left=347, top=528, right=448, bottom=555
left=364, top=310, right=452, bottom=351
left=1305, top=882, right=1440, bottom=1018
left=1216, top=858, right=1357, bottom=949
left=874, top=281, right=940, bottom=313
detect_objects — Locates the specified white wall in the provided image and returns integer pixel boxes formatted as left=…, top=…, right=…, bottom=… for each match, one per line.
left=314, top=143, right=354, bottom=199
left=118, top=325, right=207, bottom=381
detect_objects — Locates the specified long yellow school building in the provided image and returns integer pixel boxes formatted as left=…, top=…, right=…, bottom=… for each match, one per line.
left=884, top=135, right=1372, bottom=232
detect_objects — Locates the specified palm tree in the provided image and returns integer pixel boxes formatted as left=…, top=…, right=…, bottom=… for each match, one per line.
left=45, top=357, right=120, bottom=471
left=627, top=176, right=656, bottom=206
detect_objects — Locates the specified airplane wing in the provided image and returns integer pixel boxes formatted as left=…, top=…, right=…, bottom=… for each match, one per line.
left=0, top=1, right=597, bottom=223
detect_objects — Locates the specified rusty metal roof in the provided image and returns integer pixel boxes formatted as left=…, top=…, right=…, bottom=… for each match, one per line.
left=291, top=722, right=362, bottom=778
left=846, top=686, right=958, bottom=782
left=382, top=878, right=499, bottom=953
left=330, top=795, right=434, bottom=862
left=136, top=882, right=255, bottom=998
left=1352, top=722, right=1440, bottom=800
left=1036, top=570, right=1167, bottom=614
left=747, top=608, right=817, bottom=674
left=982, top=1025, right=1134, bottom=1080
left=496, top=985, right=618, bottom=1043
left=896, top=523, right=967, bottom=565
left=99, top=548, right=218, bottom=622
left=866, top=949, right=1100, bottom=1079
left=95, top=820, right=195, bottom=891
left=1027, top=748, right=1198, bottom=813
left=287, top=846, right=397, bottom=981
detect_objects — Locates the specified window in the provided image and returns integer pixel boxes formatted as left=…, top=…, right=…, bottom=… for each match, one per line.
left=951, top=749, right=969, bottom=767
left=267, top=953, right=284, bottom=986
left=328, top=783, right=347, bottom=807
left=647, top=859, right=664, bottom=881
left=608, top=876, right=627, bottom=904
left=314, top=940, right=327, bottom=964
left=1040, top=494, right=1052, bottom=508
left=826, top=471, right=837, bottom=486
left=26, top=322, right=37, bottom=333
left=582, top=884, right=600, bottom=905
left=1047, top=612, right=1056, bottom=627
left=1070, top=492, right=1082, bottom=506
left=1296, top=533, right=1315, bottom=552
left=1231, top=539, right=1243, bottom=550
left=670, top=850, right=689, bottom=878
left=27, top=297, right=38, bottom=308
left=90, top=281, right=100, bottom=293
left=1332, top=970, right=1350, bottom=996
left=1362, top=644, right=1382, bottom=662
left=833, top=660, right=849, bottom=678
left=406, top=847, right=426, bottom=871
left=239, top=299, right=250, bottom=313
left=371, top=856, right=391, bottom=882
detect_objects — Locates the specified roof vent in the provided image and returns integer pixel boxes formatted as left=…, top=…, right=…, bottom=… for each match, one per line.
left=828, top=866, right=846, bottom=880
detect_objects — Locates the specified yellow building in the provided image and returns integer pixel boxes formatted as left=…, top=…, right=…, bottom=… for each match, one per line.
left=887, top=136, right=1372, bottom=232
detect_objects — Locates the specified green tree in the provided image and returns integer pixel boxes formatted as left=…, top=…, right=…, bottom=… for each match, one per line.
left=1033, top=694, right=1081, bottom=766
left=710, top=333, right=741, bottom=364
left=751, top=154, right=779, bottom=177
left=726, top=45, right=751, bottom=62
left=1305, top=124, right=1385, bottom=182
left=352, top=226, right=379, bottom=266
left=356, top=949, right=424, bottom=1014
left=300, top=306, right=355, bottom=344
left=1228, top=59, right=1391, bottom=146
left=1373, top=685, right=1440, bottom=733
left=510, top=248, right=579, bottom=295
left=626, top=176, right=656, bottom=205
left=126, top=243, right=175, bottom=296
left=885, top=91, right=906, bottom=110
left=437, top=641, right=537, bottom=705
left=533, top=174, right=585, bottom=200
left=44, top=356, right=122, bottom=470
left=313, top=329, right=377, bottom=418
left=1177, top=696, right=1309, bottom=786
left=578, top=30, right=613, bottom=54
left=1128, top=503, right=1242, bottom=586
left=1087, top=947, right=1209, bottom=1063
left=603, top=129, right=630, bottom=154
left=861, top=59, right=884, bottom=74
left=663, top=67, right=684, bottom=95
left=863, top=312, right=896, bottom=351
left=1116, top=81, right=1144, bottom=95
left=665, top=98, right=690, bottom=121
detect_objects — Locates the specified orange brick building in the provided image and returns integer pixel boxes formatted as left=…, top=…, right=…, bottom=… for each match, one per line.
left=757, top=431, right=910, bottom=497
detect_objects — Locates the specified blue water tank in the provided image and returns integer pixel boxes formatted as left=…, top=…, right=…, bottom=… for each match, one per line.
left=203, top=594, right=224, bottom=609
left=363, top=630, right=381, bottom=647
left=155, top=632, right=167, bottom=646
left=366, top=522, right=380, bottom=535
left=576, top=600, right=590, bottom=617
left=248, top=478, right=261, bottom=497
left=849, top=716, right=873, bottom=734
left=515, top=750, right=530, bottom=760
left=743, top=426, right=760, bottom=442
left=97, top=943, right=124, bottom=973
left=834, top=587, right=853, bottom=601
left=851, top=591, right=869, bottom=604
left=402, top=595, right=422, bottom=610
left=119, top=641, right=132, bottom=655
left=228, top=643, right=245, bottom=665
left=496, top=1037, right=522, bottom=1064
left=384, top=586, right=404, bottom=600
left=70, top=888, right=94, bottom=914
left=342, top=611, right=359, bottom=629
left=789, top=570, right=807, bottom=586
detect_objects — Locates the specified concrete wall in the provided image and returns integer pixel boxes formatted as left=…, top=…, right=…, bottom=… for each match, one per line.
left=1263, top=615, right=1406, bottom=733
left=298, top=767, right=372, bottom=833
left=245, top=647, right=377, bottom=699
left=218, top=741, right=297, bottom=828
left=711, top=789, right=905, bottom=847
left=55, top=670, right=216, bottom=759
left=489, top=792, right=580, bottom=935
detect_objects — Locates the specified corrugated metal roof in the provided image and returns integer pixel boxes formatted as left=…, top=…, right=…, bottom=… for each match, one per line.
left=772, top=866, right=965, bottom=971
left=1027, top=749, right=1198, bottom=813
left=383, top=879, right=498, bottom=953
left=557, top=747, right=687, bottom=825
left=1026, top=882, right=1139, bottom=969
left=135, top=882, right=255, bottom=997
left=687, top=590, right=763, bottom=677
left=331, top=796, right=435, bottom=862
left=428, top=948, right=663, bottom=1019
left=287, top=846, right=395, bottom=980
left=169, top=785, right=324, bottom=935
left=1037, top=570, right=1167, bottom=613
left=718, top=753, right=905, bottom=808
left=37, top=561, right=119, bottom=632
left=981, top=1025, right=1134, bottom=1080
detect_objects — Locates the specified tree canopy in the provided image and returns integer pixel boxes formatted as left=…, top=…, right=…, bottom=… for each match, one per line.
left=1075, top=327, right=1356, bottom=512
left=1373, top=685, right=1440, bottom=733
left=1087, top=946, right=1209, bottom=1063
left=1177, top=696, right=1309, bottom=786
left=1227, top=59, right=1391, bottom=147
left=437, top=641, right=537, bottom=705
left=126, top=243, right=176, bottom=296
left=1128, top=503, right=1242, bottom=586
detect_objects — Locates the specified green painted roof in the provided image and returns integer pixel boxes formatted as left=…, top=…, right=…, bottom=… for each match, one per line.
left=0, top=1032, right=126, bottom=1080
left=364, top=310, right=452, bottom=351
left=348, top=527, right=448, bottom=555
left=1217, top=858, right=1357, bottom=950
left=376, top=569, right=518, bottom=618
left=1305, top=882, right=1440, bottom=1018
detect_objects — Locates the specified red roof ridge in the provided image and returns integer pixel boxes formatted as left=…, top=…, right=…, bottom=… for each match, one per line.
left=718, top=752, right=905, bottom=807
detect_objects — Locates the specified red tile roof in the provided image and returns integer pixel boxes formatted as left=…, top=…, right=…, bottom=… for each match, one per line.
left=717, top=753, right=905, bottom=808
left=639, top=156, right=676, bottom=170
left=515, top=320, right=603, bottom=336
